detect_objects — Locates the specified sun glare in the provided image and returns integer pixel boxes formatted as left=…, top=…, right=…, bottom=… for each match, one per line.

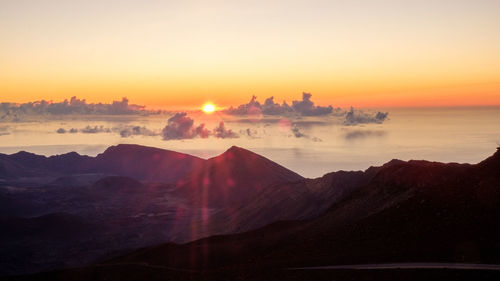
left=202, top=103, right=215, bottom=113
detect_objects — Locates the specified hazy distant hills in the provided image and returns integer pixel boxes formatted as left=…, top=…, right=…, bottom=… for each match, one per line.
left=2, top=145, right=500, bottom=280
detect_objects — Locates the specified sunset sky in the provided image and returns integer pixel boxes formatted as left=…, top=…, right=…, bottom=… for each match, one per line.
left=1, top=0, right=499, bottom=109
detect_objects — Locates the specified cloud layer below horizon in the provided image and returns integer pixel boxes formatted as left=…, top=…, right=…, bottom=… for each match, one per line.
left=1, top=94, right=390, bottom=143
left=1, top=94, right=388, bottom=126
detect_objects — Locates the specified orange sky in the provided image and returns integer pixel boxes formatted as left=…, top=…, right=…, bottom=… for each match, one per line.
left=1, top=0, right=499, bottom=109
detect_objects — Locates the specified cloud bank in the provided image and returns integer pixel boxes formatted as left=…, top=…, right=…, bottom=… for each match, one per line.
left=223, top=93, right=389, bottom=127
left=224, top=93, right=333, bottom=116
left=1, top=97, right=153, bottom=121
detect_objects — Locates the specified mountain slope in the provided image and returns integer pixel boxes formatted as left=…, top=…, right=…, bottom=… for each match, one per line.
left=0, top=213, right=98, bottom=276
left=208, top=168, right=379, bottom=234
left=174, top=146, right=304, bottom=207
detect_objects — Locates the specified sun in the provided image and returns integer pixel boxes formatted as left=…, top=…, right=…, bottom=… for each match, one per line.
left=202, top=103, right=215, bottom=114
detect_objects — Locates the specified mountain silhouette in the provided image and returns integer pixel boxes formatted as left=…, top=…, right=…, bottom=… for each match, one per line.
left=91, top=148, right=500, bottom=280
left=3, top=146, right=500, bottom=281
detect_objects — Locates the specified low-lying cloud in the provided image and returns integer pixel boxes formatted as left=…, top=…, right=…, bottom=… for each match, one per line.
left=343, top=129, right=387, bottom=140
left=290, top=126, right=321, bottom=142
left=120, top=126, right=158, bottom=138
left=162, top=112, right=210, bottom=140
left=344, top=107, right=388, bottom=126
left=291, top=126, right=306, bottom=138
left=0, top=125, right=9, bottom=136
left=161, top=113, right=238, bottom=140
left=53, top=114, right=239, bottom=140
left=240, top=128, right=259, bottom=138
left=56, top=124, right=158, bottom=137
left=80, top=125, right=112, bottom=134
left=213, top=122, right=239, bottom=139
left=56, top=126, right=111, bottom=134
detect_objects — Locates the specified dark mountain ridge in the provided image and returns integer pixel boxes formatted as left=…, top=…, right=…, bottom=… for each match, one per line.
left=3, top=146, right=500, bottom=281
left=99, top=148, right=500, bottom=276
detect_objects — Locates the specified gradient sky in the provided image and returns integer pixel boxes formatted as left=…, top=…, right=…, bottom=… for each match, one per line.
left=1, top=0, right=499, bottom=109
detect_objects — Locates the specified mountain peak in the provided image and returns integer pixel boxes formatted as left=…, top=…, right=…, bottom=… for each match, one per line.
left=49, top=151, right=83, bottom=159
left=209, top=146, right=262, bottom=163
left=10, top=150, right=45, bottom=159
left=177, top=146, right=304, bottom=207
left=7, top=151, right=47, bottom=168
left=227, top=145, right=242, bottom=151
left=224, top=145, right=252, bottom=155
left=94, top=144, right=204, bottom=183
